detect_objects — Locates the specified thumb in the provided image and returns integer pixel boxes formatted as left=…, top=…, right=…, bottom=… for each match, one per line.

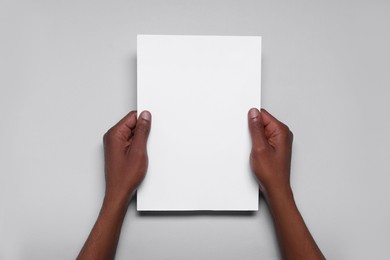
left=131, top=110, right=152, bottom=152
left=248, top=108, right=268, bottom=150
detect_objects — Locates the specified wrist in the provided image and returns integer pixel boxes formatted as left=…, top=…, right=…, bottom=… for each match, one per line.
left=263, top=184, right=294, bottom=204
left=102, top=190, right=134, bottom=213
left=264, top=185, right=298, bottom=215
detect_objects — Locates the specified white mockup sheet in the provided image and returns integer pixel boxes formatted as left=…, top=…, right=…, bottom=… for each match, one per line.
left=137, top=35, right=261, bottom=211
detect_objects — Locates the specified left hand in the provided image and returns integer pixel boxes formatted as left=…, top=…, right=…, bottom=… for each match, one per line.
left=103, top=110, right=152, bottom=204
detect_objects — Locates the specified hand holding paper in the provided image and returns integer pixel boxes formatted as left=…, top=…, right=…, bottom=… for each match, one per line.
left=247, top=108, right=325, bottom=260
left=78, top=110, right=152, bottom=260
left=78, top=107, right=325, bottom=260
left=248, top=108, right=293, bottom=199
left=103, top=110, right=152, bottom=204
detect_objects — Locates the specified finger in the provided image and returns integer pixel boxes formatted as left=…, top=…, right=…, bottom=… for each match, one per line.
left=115, top=110, right=138, bottom=131
left=260, top=108, right=279, bottom=126
left=104, top=111, right=137, bottom=147
left=130, top=110, right=152, bottom=153
left=111, top=111, right=138, bottom=141
left=261, top=108, right=291, bottom=145
left=248, top=108, right=268, bottom=149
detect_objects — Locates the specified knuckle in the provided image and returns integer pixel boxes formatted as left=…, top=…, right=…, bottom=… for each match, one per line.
left=281, top=124, right=290, bottom=133
left=103, top=128, right=117, bottom=144
left=103, top=130, right=111, bottom=143
left=278, top=123, right=290, bottom=137
left=252, top=145, right=267, bottom=155
left=288, top=130, right=294, bottom=141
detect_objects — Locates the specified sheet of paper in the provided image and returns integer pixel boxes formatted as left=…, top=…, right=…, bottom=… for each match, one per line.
left=137, top=35, right=261, bottom=211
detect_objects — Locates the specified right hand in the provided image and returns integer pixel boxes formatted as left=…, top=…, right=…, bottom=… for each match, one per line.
left=247, top=108, right=293, bottom=198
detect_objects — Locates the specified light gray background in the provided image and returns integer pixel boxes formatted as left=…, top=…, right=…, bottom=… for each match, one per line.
left=1, top=0, right=389, bottom=259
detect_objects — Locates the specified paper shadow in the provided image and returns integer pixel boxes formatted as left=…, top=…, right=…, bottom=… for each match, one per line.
left=137, top=210, right=255, bottom=217
left=132, top=194, right=258, bottom=217
left=127, top=54, right=137, bottom=107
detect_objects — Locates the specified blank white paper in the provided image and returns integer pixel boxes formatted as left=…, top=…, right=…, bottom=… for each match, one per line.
left=137, top=35, right=261, bottom=211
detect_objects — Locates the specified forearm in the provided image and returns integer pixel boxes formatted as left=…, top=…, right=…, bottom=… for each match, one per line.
left=77, top=195, right=129, bottom=260
left=266, top=187, right=325, bottom=260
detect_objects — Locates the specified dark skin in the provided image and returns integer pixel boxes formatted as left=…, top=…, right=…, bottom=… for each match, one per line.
left=77, top=108, right=325, bottom=260
left=77, top=110, right=151, bottom=260
left=248, top=108, right=325, bottom=260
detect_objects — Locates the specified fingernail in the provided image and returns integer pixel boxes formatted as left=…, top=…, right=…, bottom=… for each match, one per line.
left=249, top=108, right=259, bottom=119
left=140, top=111, right=151, bottom=121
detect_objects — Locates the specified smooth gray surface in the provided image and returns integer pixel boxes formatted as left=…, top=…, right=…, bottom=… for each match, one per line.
left=1, top=1, right=389, bottom=259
